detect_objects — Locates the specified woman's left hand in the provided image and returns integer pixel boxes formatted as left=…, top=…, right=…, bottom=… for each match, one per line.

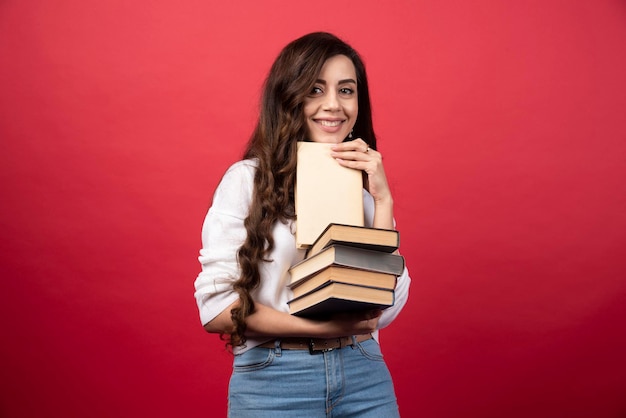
left=330, top=138, right=392, bottom=205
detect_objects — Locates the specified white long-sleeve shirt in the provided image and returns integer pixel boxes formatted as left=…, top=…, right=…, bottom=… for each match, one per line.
left=194, top=159, right=411, bottom=353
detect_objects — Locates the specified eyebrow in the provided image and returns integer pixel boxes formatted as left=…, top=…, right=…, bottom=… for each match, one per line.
left=315, top=78, right=357, bottom=85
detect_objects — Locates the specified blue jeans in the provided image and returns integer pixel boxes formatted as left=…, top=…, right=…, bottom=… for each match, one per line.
left=228, top=338, right=400, bottom=418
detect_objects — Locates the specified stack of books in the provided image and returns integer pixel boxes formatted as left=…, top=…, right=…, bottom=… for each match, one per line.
left=287, top=223, right=404, bottom=317
left=289, top=142, right=404, bottom=318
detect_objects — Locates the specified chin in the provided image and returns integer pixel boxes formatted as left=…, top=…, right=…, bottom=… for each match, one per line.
left=310, top=133, right=349, bottom=144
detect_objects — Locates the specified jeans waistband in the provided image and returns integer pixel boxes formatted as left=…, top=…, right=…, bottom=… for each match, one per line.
left=258, top=333, right=372, bottom=354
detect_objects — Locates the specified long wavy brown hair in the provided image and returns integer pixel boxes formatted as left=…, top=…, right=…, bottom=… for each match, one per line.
left=228, top=32, right=379, bottom=348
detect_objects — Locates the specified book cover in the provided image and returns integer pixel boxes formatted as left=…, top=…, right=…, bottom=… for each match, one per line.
left=295, top=142, right=364, bottom=249
left=307, top=223, right=400, bottom=258
left=288, top=281, right=395, bottom=318
left=289, top=265, right=397, bottom=299
left=289, top=244, right=405, bottom=286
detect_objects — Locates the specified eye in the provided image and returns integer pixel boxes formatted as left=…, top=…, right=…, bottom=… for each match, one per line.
left=309, top=86, right=323, bottom=96
left=339, top=87, right=355, bottom=96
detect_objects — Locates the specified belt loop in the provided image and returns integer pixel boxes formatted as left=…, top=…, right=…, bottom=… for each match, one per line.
left=274, top=339, right=282, bottom=356
left=350, top=335, right=357, bottom=349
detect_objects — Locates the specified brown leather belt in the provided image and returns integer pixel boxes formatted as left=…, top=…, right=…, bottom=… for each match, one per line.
left=258, top=334, right=372, bottom=354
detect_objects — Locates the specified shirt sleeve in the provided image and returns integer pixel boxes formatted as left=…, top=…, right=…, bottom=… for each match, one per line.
left=193, top=161, right=255, bottom=326
left=362, top=189, right=412, bottom=329
left=378, top=266, right=411, bottom=329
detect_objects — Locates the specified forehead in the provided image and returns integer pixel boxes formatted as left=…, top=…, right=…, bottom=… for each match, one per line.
left=318, top=55, right=357, bottom=81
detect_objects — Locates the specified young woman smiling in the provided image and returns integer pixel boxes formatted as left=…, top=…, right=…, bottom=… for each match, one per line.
left=194, top=32, right=411, bottom=417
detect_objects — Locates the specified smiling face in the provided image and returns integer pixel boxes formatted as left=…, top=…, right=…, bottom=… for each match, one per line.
left=303, top=54, right=358, bottom=144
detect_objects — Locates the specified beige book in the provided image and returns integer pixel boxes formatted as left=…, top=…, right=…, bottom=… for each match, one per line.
left=288, top=281, right=395, bottom=317
left=289, top=265, right=397, bottom=300
left=307, top=223, right=400, bottom=258
left=289, top=244, right=406, bottom=286
left=295, top=142, right=364, bottom=248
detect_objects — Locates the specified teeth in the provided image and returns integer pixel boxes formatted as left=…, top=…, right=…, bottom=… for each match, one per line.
left=319, top=120, right=342, bottom=127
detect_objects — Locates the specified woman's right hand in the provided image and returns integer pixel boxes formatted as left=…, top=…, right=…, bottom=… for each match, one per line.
left=316, top=309, right=382, bottom=338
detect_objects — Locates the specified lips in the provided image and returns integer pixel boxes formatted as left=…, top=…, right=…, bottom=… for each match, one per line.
left=314, top=119, right=346, bottom=133
left=317, top=119, right=343, bottom=127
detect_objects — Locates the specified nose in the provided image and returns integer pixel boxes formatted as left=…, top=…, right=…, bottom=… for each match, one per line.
left=322, top=90, right=340, bottom=111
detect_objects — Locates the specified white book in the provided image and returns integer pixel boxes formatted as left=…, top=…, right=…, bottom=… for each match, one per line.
left=295, top=142, right=364, bottom=248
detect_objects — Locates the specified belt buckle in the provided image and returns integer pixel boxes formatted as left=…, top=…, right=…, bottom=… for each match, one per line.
left=308, top=339, right=332, bottom=354
left=308, top=339, right=321, bottom=354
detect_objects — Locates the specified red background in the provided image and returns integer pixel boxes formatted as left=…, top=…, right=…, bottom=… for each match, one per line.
left=1, top=1, right=625, bottom=417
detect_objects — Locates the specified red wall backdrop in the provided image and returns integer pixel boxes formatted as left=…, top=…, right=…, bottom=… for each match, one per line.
left=1, top=1, right=625, bottom=417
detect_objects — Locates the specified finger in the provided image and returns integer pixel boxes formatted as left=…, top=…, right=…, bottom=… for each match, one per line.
left=332, top=147, right=378, bottom=162
left=333, top=138, right=369, bottom=153
left=332, top=152, right=370, bottom=162
left=366, top=309, right=383, bottom=319
left=352, top=309, right=383, bottom=322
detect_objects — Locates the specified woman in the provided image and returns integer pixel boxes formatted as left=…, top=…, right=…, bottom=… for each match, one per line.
left=194, top=32, right=411, bottom=417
